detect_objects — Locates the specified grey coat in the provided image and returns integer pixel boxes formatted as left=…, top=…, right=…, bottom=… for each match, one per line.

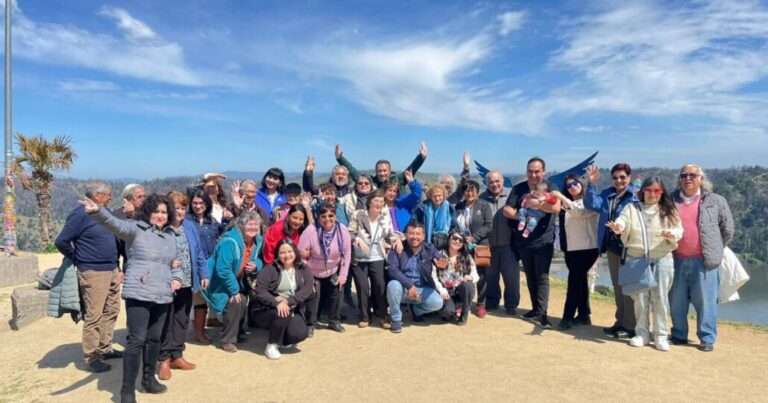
left=453, top=199, right=494, bottom=245
left=672, top=190, right=734, bottom=269
left=47, top=257, right=82, bottom=320
left=91, top=208, right=180, bottom=304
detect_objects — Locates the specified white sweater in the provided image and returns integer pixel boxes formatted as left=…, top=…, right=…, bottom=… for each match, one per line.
left=615, top=203, right=683, bottom=259
left=562, top=198, right=599, bottom=252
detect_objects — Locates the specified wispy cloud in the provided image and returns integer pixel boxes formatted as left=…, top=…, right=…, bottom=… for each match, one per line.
left=307, top=136, right=333, bottom=151
left=99, top=6, right=157, bottom=41
left=497, top=11, right=527, bottom=37
left=58, top=79, right=120, bottom=92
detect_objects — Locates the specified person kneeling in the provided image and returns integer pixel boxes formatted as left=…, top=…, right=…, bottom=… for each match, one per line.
left=248, top=239, right=313, bottom=360
left=386, top=221, right=448, bottom=333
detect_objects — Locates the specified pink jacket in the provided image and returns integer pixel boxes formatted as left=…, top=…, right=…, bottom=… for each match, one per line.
left=298, top=223, right=352, bottom=282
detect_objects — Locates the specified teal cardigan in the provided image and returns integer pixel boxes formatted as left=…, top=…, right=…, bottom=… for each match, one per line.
left=203, top=227, right=263, bottom=314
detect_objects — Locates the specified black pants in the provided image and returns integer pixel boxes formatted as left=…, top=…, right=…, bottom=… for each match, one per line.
left=159, top=287, right=192, bottom=360
left=221, top=293, right=247, bottom=344
left=251, top=308, right=309, bottom=345
left=485, top=244, right=520, bottom=310
left=122, top=299, right=169, bottom=394
left=352, top=260, right=387, bottom=322
left=519, top=243, right=554, bottom=316
left=306, top=276, right=341, bottom=326
left=439, top=282, right=476, bottom=317
left=563, top=249, right=599, bottom=321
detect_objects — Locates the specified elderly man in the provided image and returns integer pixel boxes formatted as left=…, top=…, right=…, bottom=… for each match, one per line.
left=230, top=179, right=270, bottom=227
left=669, top=164, right=734, bottom=352
left=335, top=142, right=428, bottom=193
left=54, top=181, right=122, bottom=373
left=115, top=183, right=144, bottom=219
left=386, top=221, right=447, bottom=333
left=303, top=156, right=353, bottom=197
left=503, top=157, right=561, bottom=329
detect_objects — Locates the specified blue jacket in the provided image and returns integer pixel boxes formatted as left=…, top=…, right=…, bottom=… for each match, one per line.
left=181, top=220, right=210, bottom=293
left=391, top=180, right=423, bottom=232
left=185, top=213, right=223, bottom=259
left=54, top=205, right=118, bottom=271
left=583, top=183, right=638, bottom=253
left=256, top=189, right=286, bottom=223
left=386, top=243, right=444, bottom=290
left=204, top=227, right=264, bottom=314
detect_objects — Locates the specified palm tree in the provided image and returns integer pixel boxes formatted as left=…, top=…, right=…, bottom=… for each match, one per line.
left=13, top=134, right=77, bottom=250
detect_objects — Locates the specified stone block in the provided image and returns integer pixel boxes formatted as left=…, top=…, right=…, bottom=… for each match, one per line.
left=10, top=287, right=49, bottom=330
left=0, top=255, right=39, bottom=287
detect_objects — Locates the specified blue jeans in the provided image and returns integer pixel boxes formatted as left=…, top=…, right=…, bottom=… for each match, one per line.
left=670, top=257, right=719, bottom=345
left=386, top=280, right=443, bottom=322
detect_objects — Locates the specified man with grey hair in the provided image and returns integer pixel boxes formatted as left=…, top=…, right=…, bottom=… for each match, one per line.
left=669, top=164, right=734, bottom=352
left=55, top=180, right=122, bottom=373
left=229, top=179, right=270, bottom=227
left=303, top=156, right=352, bottom=197
left=115, top=183, right=145, bottom=219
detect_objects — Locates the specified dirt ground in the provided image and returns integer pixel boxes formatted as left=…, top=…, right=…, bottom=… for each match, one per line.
left=1, top=253, right=766, bottom=402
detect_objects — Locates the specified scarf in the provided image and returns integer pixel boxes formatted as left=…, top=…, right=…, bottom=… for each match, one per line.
left=424, top=200, right=451, bottom=243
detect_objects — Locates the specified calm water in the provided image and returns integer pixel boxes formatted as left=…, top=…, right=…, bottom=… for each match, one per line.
left=552, top=260, right=768, bottom=325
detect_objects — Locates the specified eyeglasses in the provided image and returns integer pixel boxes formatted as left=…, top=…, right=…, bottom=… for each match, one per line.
left=612, top=175, right=628, bottom=181
left=643, top=188, right=663, bottom=195
left=565, top=181, right=580, bottom=190
left=449, top=236, right=465, bottom=243
left=679, top=173, right=700, bottom=180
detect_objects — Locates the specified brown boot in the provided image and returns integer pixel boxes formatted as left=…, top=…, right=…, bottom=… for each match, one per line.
left=194, top=307, right=211, bottom=344
left=158, top=359, right=172, bottom=381
left=170, top=357, right=196, bottom=370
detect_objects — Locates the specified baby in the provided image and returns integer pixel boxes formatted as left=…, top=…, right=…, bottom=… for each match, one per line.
left=517, top=182, right=557, bottom=238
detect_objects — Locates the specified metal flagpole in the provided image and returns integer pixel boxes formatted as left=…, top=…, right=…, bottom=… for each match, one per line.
left=4, top=0, right=16, bottom=256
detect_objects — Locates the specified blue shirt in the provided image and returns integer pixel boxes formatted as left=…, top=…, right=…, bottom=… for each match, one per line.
left=404, top=255, right=424, bottom=287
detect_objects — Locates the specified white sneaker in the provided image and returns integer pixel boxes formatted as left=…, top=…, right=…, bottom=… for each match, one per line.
left=655, top=337, right=670, bottom=352
left=629, top=335, right=648, bottom=347
left=265, top=343, right=281, bottom=360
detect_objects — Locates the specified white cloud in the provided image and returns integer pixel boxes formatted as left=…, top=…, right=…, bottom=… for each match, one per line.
left=307, top=136, right=333, bottom=151
left=497, top=11, right=527, bottom=37
left=58, top=79, right=120, bottom=92
left=98, top=6, right=157, bottom=41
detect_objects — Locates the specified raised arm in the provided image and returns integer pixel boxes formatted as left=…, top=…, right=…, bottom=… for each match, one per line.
left=83, top=199, right=139, bottom=242
left=302, top=156, right=320, bottom=195
left=335, top=144, right=360, bottom=183
left=397, top=142, right=428, bottom=186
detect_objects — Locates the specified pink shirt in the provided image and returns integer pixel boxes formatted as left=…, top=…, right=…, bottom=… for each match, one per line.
left=675, top=196, right=704, bottom=258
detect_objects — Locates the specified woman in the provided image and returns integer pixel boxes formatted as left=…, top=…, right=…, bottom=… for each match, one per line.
left=158, top=191, right=208, bottom=380
left=551, top=175, right=599, bottom=330
left=256, top=167, right=286, bottom=221
left=435, top=229, right=479, bottom=325
left=187, top=189, right=223, bottom=344
left=584, top=163, right=639, bottom=338
left=263, top=204, right=309, bottom=264
left=273, top=183, right=315, bottom=225
left=203, top=211, right=264, bottom=353
left=200, top=173, right=232, bottom=224
left=82, top=194, right=181, bottom=403
left=452, top=180, right=493, bottom=318
left=606, top=177, right=682, bottom=351
left=383, top=170, right=422, bottom=234
left=248, top=239, right=314, bottom=360
left=298, top=204, right=352, bottom=335
left=349, top=189, right=403, bottom=329
left=416, top=184, right=455, bottom=249
left=339, top=175, right=373, bottom=222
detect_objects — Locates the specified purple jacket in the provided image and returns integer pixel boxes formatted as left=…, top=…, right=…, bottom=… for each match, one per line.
left=298, top=223, right=352, bottom=282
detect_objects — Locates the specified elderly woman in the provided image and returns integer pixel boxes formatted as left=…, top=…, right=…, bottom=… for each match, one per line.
left=256, top=167, right=287, bottom=221
left=382, top=170, right=422, bottom=234
left=200, top=173, right=232, bottom=224
left=262, top=204, right=309, bottom=264
left=248, top=239, right=314, bottom=360
left=340, top=175, right=373, bottom=222
left=157, top=191, right=208, bottom=380
left=298, top=204, right=352, bottom=336
left=435, top=229, right=479, bottom=325
left=551, top=175, right=599, bottom=330
left=349, top=189, right=403, bottom=329
left=416, top=184, right=455, bottom=248
left=606, top=177, right=683, bottom=351
left=204, top=211, right=264, bottom=353
left=82, top=194, right=181, bottom=402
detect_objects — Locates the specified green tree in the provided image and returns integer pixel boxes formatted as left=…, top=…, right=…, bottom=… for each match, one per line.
left=13, top=134, right=77, bottom=250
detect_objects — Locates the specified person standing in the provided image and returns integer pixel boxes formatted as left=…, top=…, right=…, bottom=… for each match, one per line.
left=503, top=158, right=561, bottom=329
left=54, top=180, right=122, bottom=373
left=669, top=164, right=734, bottom=352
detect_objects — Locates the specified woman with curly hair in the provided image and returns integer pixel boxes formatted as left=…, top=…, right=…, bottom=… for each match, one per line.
left=434, top=229, right=478, bottom=325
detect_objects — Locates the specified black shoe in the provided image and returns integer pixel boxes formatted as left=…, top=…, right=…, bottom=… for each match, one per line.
left=141, top=376, right=167, bottom=394
left=522, top=310, right=539, bottom=320
left=87, top=359, right=111, bottom=373
left=120, top=390, right=137, bottom=403
left=557, top=319, right=573, bottom=330
left=505, top=308, right=518, bottom=316
left=602, top=324, right=621, bottom=335
left=307, top=326, right=315, bottom=338
left=698, top=343, right=714, bottom=352
left=457, top=313, right=468, bottom=326
left=328, top=322, right=346, bottom=333
left=615, top=328, right=634, bottom=339
left=412, top=312, right=425, bottom=323
left=102, top=349, right=124, bottom=360
left=573, top=315, right=591, bottom=326
left=669, top=336, right=689, bottom=345
left=538, top=315, right=553, bottom=329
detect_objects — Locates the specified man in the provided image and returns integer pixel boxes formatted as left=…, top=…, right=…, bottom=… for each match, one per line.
left=445, top=151, right=471, bottom=206
left=503, top=157, right=561, bottom=329
left=302, top=155, right=353, bottom=198
left=669, top=164, right=734, bottom=352
left=230, top=179, right=270, bottom=227
left=54, top=181, right=122, bottom=373
left=114, top=183, right=144, bottom=220
left=479, top=169, right=520, bottom=317
left=386, top=221, right=447, bottom=333
left=335, top=142, right=428, bottom=193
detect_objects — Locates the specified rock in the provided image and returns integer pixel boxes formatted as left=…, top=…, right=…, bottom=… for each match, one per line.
left=0, top=255, right=40, bottom=288
left=10, top=287, right=49, bottom=330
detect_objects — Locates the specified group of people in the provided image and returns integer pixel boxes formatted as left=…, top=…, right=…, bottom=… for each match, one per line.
left=53, top=141, right=734, bottom=403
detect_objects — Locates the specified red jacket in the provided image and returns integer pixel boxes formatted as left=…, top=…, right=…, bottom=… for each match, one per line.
left=262, top=218, right=300, bottom=264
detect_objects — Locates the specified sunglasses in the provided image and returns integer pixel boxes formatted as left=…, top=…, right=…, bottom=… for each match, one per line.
left=449, top=236, right=465, bottom=243
left=612, top=175, right=628, bottom=181
left=643, top=188, right=663, bottom=195
left=679, top=173, right=699, bottom=180
left=566, top=181, right=580, bottom=190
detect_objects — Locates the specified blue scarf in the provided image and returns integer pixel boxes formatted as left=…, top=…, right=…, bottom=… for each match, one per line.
left=424, top=201, right=451, bottom=243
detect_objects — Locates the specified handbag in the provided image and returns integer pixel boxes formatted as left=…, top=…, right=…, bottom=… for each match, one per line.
left=473, top=244, right=491, bottom=267
left=617, top=204, right=657, bottom=296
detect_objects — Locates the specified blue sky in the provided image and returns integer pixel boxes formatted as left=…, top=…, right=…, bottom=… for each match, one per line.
left=4, top=0, right=768, bottom=179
